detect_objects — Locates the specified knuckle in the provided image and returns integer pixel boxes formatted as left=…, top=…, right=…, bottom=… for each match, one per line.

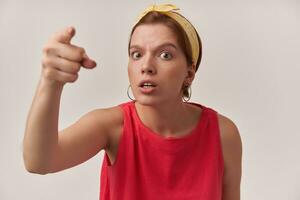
left=77, top=47, right=85, bottom=57
left=71, top=66, right=79, bottom=73
left=73, top=63, right=81, bottom=72
left=69, top=73, right=78, bottom=82
left=41, top=56, right=51, bottom=67
left=66, top=62, right=80, bottom=73
left=42, top=45, right=51, bottom=54
left=42, top=43, right=56, bottom=55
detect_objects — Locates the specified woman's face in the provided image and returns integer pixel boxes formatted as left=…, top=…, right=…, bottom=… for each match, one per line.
left=128, top=23, right=194, bottom=105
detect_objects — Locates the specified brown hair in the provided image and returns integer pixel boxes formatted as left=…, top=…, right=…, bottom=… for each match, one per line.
left=128, top=11, right=202, bottom=98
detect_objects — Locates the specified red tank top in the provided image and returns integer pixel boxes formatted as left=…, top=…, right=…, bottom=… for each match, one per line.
left=99, top=100, right=224, bottom=200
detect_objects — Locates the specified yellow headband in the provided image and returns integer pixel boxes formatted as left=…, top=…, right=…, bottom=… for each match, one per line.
left=133, top=4, right=200, bottom=71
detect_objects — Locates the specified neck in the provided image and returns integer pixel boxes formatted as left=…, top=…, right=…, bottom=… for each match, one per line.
left=134, top=99, right=191, bottom=136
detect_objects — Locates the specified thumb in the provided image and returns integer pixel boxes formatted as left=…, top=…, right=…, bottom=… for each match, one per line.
left=81, top=53, right=97, bottom=69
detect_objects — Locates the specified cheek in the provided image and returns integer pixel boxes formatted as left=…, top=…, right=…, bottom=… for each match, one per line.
left=127, top=66, right=133, bottom=83
left=167, top=67, right=187, bottom=84
left=127, top=64, right=138, bottom=83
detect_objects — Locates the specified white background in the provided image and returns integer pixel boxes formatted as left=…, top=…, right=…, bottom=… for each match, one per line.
left=0, top=0, right=299, bottom=199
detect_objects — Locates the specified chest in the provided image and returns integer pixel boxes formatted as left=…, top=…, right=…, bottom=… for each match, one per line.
left=105, top=113, right=226, bottom=166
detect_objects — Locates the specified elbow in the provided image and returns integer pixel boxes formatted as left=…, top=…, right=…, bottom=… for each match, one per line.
left=25, top=166, right=48, bottom=175
left=23, top=160, right=49, bottom=175
left=23, top=155, right=49, bottom=175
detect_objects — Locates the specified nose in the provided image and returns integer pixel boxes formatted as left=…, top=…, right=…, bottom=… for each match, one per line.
left=141, top=55, right=156, bottom=75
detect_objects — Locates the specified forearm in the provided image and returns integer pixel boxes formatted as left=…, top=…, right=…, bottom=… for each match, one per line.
left=23, top=76, right=63, bottom=174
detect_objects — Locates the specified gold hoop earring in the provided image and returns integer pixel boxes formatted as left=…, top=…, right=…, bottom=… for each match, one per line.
left=127, top=85, right=135, bottom=101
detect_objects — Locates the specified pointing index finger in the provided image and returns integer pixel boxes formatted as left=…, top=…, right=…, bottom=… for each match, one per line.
left=51, top=26, right=76, bottom=44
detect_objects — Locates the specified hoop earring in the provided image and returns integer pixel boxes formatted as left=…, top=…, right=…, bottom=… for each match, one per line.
left=182, top=86, right=192, bottom=102
left=127, top=85, right=135, bottom=101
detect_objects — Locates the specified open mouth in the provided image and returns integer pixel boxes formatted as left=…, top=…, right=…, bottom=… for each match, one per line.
left=138, top=81, right=157, bottom=94
left=139, top=81, right=157, bottom=88
left=140, top=83, right=156, bottom=88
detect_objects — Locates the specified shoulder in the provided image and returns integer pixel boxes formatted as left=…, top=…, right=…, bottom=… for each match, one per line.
left=91, top=105, right=124, bottom=131
left=85, top=105, right=123, bottom=124
left=216, top=113, right=243, bottom=196
left=93, top=105, right=123, bottom=122
left=90, top=104, right=124, bottom=150
left=216, top=113, right=242, bottom=165
left=217, top=113, right=241, bottom=145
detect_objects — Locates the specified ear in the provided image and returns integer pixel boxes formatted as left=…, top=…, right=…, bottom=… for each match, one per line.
left=184, top=63, right=196, bottom=85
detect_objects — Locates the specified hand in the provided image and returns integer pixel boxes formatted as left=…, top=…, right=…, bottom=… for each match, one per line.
left=41, top=26, right=97, bottom=86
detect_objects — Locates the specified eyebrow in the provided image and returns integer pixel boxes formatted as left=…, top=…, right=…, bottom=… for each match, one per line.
left=129, top=42, right=178, bottom=51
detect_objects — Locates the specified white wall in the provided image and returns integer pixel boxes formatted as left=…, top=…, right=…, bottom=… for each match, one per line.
left=0, top=0, right=299, bottom=199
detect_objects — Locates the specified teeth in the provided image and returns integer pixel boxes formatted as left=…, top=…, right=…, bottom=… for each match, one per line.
left=143, top=83, right=154, bottom=86
left=143, top=85, right=153, bottom=88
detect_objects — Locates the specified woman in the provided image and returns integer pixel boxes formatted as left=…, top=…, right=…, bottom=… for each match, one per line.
left=23, top=3, right=242, bottom=200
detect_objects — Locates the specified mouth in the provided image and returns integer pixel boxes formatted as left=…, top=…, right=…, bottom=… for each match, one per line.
left=139, top=84, right=156, bottom=88
left=139, top=80, right=157, bottom=88
left=138, top=80, right=157, bottom=94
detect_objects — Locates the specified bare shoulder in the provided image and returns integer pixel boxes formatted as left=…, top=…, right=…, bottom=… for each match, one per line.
left=93, top=105, right=124, bottom=165
left=92, top=105, right=124, bottom=149
left=92, top=105, right=123, bottom=127
left=217, top=113, right=243, bottom=199
left=217, top=113, right=241, bottom=145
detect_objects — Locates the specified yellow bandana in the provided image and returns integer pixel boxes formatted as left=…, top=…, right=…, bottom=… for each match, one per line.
left=133, top=4, right=200, bottom=71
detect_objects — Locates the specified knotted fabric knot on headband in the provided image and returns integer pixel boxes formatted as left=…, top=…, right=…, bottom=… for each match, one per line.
left=137, top=4, right=180, bottom=20
left=133, top=3, right=200, bottom=71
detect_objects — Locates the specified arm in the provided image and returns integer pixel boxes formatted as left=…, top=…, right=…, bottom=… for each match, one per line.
left=22, top=26, right=110, bottom=174
left=218, top=114, right=243, bottom=200
left=23, top=76, right=123, bottom=175
left=23, top=78, right=63, bottom=174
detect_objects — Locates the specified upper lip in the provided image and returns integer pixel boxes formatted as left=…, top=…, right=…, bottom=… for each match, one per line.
left=139, top=79, right=157, bottom=87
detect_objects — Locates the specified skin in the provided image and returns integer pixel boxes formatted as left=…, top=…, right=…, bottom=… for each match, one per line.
left=218, top=115, right=243, bottom=200
left=23, top=25, right=242, bottom=199
left=126, top=23, right=242, bottom=199
left=128, top=24, right=197, bottom=137
left=22, top=26, right=99, bottom=174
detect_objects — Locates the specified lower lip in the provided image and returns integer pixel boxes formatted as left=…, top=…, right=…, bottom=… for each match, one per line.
left=139, top=86, right=156, bottom=94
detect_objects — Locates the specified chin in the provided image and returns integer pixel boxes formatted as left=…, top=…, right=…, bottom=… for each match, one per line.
left=134, top=96, right=162, bottom=106
left=135, top=95, right=180, bottom=107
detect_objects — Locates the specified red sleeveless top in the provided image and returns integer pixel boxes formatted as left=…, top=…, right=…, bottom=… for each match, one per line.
left=99, top=101, right=224, bottom=200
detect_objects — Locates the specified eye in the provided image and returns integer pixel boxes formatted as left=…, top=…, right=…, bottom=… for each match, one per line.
left=160, top=51, right=173, bottom=60
left=131, top=51, right=141, bottom=60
